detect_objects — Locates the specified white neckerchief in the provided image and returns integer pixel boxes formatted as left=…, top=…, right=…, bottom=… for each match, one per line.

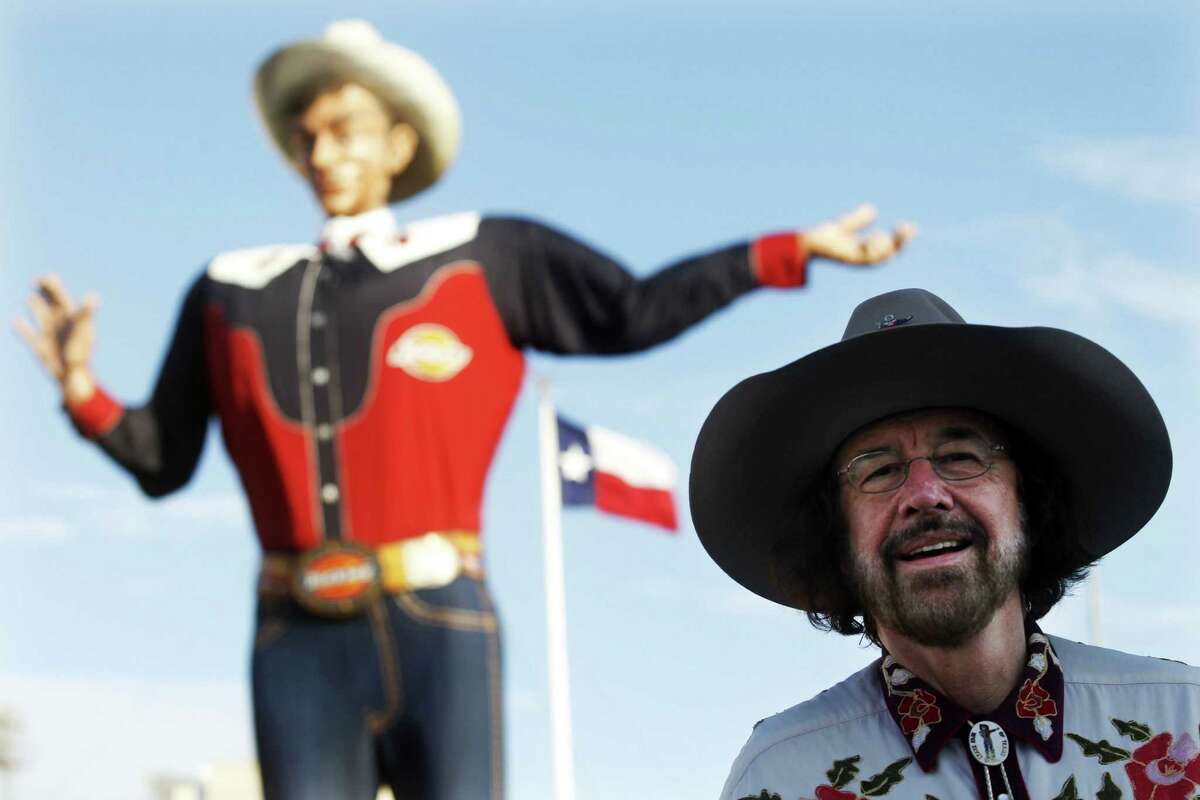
left=318, top=207, right=398, bottom=261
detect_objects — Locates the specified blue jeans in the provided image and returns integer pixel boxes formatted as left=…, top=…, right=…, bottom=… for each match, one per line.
left=251, top=575, right=503, bottom=799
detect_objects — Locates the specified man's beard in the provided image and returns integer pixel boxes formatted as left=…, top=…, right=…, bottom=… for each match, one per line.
left=845, top=511, right=1028, bottom=648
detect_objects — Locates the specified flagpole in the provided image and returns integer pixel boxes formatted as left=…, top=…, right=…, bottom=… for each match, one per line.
left=1087, top=565, right=1102, bottom=646
left=536, top=377, right=577, bottom=800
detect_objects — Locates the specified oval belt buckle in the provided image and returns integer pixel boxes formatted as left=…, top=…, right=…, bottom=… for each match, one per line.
left=968, top=720, right=1011, bottom=766
left=292, top=540, right=381, bottom=617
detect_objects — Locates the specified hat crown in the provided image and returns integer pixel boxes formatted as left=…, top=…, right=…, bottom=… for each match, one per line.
left=842, top=288, right=966, bottom=341
left=323, top=19, right=383, bottom=46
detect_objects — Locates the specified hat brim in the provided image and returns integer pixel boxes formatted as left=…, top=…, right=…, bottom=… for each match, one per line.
left=254, top=39, right=460, bottom=203
left=689, top=323, right=1171, bottom=611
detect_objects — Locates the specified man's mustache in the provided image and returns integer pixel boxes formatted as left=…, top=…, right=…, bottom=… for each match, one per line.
left=881, top=514, right=987, bottom=563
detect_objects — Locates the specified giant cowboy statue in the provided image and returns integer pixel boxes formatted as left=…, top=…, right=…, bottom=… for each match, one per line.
left=15, top=20, right=916, bottom=800
left=690, top=289, right=1200, bottom=800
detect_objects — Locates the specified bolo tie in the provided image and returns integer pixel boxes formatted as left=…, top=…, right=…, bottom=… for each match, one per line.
left=968, top=720, right=1016, bottom=800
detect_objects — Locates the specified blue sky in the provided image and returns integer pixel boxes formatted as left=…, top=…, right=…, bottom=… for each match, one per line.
left=2, top=1, right=1198, bottom=798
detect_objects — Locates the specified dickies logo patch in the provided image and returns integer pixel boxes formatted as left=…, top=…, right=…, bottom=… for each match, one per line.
left=387, top=323, right=473, bottom=381
left=292, top=542, right=381, bottom=617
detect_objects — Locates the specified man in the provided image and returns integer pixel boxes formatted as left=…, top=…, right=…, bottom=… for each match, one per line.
left=13, top=20, right=914, bottom=800
left=690, top=288, right=1199, bottom=800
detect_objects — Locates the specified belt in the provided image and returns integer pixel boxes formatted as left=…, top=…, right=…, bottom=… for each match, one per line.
left=258, top=531, right=483, bottom=617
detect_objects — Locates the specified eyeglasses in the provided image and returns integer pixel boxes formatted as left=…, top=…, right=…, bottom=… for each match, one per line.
left=836, top=437, right=1008, bottom=494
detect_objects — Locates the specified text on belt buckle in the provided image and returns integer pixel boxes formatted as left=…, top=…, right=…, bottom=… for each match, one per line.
left=291, top=541, right=381, bottom=617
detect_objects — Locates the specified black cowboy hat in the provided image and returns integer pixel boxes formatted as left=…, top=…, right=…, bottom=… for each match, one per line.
left=689, top=288, right=1172, bottom=611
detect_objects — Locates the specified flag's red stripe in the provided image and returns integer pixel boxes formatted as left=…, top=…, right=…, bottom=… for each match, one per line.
left=593, top=471, right=677, bottom=532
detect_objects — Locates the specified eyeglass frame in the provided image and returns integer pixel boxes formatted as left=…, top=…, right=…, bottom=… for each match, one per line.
left=835, top=439, right=1009, bottom=494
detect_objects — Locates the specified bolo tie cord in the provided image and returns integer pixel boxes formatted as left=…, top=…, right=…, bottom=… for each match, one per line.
left=981, top=760, right=1016, bottom=800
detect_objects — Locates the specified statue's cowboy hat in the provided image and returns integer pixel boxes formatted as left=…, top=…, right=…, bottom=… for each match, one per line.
left=254, top=20, right=461, bottom=203
left=689, top=288, right=1172, bottom=611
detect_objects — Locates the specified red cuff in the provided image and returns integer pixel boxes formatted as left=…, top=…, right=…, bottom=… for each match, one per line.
left=751, top=232, right=809, bottom=288
left=67, top=385, right=124, bottom=439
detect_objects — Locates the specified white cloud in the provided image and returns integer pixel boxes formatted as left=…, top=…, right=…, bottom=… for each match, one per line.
left=0, top=674, right=254, bottom=800
left=944, top=212, right=1200, bottom=337
left=159, top=491, right=251, bottom=527
left=1040, top=137, right=1200, bottom=211
left=2, top=483, right=250, bottom=541
left=1093, top=253, right=1200, bottom=327
left=1104, top=599, right=1200, bottom=635
left=29, top=481, right=111, bottom=503
left=1025, top=245, right=1200, bottom=332
left=507, top=686, right=545, bottom=715
left=0, top=515, right=72, bottom=540
left=628, top=573, right=800, bottom=622
left=707, top=584, right=803, bottom=622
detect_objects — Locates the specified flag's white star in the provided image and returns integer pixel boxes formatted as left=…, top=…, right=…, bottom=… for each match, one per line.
left=558, top=443, right=594, bottom=483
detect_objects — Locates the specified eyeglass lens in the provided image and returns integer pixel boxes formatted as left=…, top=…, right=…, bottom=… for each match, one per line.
left=847, top=436, right=997, bottom=493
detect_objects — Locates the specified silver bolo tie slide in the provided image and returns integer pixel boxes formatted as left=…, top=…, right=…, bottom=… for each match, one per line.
left=967, top=720, right=1016, bottom=800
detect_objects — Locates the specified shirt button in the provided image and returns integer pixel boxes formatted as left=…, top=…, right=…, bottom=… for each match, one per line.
left=312, top=367, right=330, bottom=386
left=315, top=423, right=334, bottom=441
left=311, top=311, right=327, bottom=329
left=320, top=484, right=340, bottom=504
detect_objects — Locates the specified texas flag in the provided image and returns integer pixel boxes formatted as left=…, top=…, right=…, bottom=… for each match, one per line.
left=555, top=416, right=678, bottom=531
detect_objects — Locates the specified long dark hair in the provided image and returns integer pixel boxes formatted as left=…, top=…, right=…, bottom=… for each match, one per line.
left=771, top=430, right=1095, bottom=647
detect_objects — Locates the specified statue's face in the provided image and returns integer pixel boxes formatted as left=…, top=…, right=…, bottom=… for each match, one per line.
left=289, top=82, right=418, bottom=217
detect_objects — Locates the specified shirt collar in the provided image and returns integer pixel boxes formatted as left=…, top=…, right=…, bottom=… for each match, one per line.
left=877, top=622, right=1065, bottom=772
left=318, top=207, right=399, bottom=261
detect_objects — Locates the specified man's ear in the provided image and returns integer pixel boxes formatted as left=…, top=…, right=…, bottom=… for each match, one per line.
left=385, top=122, right=420, bottom=177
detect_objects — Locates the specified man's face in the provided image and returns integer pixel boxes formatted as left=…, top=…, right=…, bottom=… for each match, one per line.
left=289, top=83, right=419, bottom=217
left=834, top=408, right=1027, bottom=648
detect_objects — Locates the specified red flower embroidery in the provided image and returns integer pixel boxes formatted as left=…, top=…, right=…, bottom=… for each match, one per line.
left=1015, top=678, right=1058, bottom=719
left=1124, top=732, right=1200, bottom=800
left=815, top=786, right=861, bottom=800
left=896, top=688, right=942, bottom=735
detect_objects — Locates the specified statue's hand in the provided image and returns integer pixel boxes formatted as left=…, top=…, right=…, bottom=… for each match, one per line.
left=804, top=203, right=917, bottom=266
left=13, top=274, right=98, bottom=404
